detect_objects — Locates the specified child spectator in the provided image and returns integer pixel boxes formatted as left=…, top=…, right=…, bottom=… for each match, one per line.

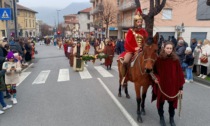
left=2, top=51, right=22, bottom=104
left=184, top=47, right=194, bottom=83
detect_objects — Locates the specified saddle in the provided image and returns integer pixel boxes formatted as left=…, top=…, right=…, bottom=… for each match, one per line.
left=119, top=52, right=140, bottom=67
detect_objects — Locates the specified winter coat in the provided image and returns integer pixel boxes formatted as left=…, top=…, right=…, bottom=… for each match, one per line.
left=193, top=45, right=202, bottom=65
left=183, top=54, right=194, bottom=66
left=200, top=44, right=210, bottom=67
left=191, top=42, right=197, bottom=53
left=176, top=45, right=186, bottom=63
left=2, top=61, right=22, bottom=84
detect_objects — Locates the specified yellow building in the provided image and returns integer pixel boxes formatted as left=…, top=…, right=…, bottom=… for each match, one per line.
left=0, top=1, right=37, bottom=40
left=17, top=4, right=37, bottom=37
left=0, top=0, right=11, bottom=40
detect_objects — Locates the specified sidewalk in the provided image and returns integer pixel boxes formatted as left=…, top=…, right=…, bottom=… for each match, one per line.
left=193, top=74, right=210, bottom=87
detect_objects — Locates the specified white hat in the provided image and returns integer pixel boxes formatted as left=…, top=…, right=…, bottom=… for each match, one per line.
left=186, top=47, right=192, bottom=52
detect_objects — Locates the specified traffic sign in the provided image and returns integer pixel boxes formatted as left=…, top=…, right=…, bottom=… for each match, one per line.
left=0, top=8, right=11, bottom=20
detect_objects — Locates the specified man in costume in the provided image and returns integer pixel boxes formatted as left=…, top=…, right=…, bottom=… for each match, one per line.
left=94, top=39, right=105, bottom=65
left=73, top=41, right=85, bottom=71
left=104, top=39, right=115, bottom=70
left=121, top=7, right=148, bottom=79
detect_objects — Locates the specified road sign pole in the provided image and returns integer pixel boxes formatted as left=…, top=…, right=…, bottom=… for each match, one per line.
left=6, top=20, right=10, bottom=40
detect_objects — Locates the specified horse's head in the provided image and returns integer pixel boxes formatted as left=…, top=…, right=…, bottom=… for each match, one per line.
left=141, top=33, right=159, bottom=74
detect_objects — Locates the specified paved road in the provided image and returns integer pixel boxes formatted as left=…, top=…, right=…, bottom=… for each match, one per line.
left=0, top=44, right=210, bottom=126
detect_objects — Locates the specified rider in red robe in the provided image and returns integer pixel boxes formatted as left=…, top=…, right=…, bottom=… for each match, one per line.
left=121, top=7, right=148, bottom=80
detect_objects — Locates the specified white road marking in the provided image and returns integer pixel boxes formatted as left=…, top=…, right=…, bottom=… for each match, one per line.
left=32, top=70, right=50, bottom=84
left=94, top=66, right=113, bottom=77
left=97, top=78, right=139, bottom=126
left=57, top=69, right=70, bottom=82
left=79, top=67, right=92, bottom=79
left=22, top=63, right=34, bottom=72
left=17, top=72, right=31, bottom=86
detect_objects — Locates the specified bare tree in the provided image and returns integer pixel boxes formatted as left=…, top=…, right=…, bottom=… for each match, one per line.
left=40, top=23, right=53, bottom=36
left=135, top=0, right=166, bottom=36
left=100, top=0, right=118, bottom=38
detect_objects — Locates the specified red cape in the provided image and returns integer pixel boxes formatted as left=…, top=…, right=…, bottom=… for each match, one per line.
left=152, top=57, right=185, bottom=109
left=125, top=28, right=148, bottom=53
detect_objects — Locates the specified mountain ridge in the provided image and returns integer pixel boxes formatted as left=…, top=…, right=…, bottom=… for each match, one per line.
left=31, top=2, right=91, bottom=26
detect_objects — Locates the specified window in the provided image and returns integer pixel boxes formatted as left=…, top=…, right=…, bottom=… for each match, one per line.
left=117, top=0, right=120, bottom=6
left=117, top=13, right=120, bottom=23
left=162, top=8, right=172, bottom=20
left=0, top=0, right=2, bottom=8
left=87, top=14, right=90, bottom=20
left=87, top=23, right=90, bottom=30
left=17, top=10, right=20, bottom=15
left=191, top=32, right=207, bottom=41
left=29, top=19, right=31, bottom=27
left=1, top=30, right=5, bottom=37
left=25, top=19, right=27, bottom=27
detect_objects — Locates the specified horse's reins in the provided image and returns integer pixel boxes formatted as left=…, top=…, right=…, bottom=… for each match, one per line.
left=150, top=72, right=183, bottom=117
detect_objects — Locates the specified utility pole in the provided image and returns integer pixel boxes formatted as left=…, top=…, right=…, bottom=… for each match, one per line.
left=13, top=0, right=18, bottom=38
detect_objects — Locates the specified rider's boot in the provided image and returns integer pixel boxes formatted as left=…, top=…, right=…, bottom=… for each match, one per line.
left=121, top=62, right=128, bottom=85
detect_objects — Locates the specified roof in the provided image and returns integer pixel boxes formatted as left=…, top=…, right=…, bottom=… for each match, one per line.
left=17, top=4, right=38, bottom=13
left=63, top=14, right=77, bottom=17
left=78, top=7, right=92, bottom=14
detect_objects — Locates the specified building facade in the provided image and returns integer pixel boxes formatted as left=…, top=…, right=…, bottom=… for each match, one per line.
left=17, top=4, right=37, bottom=37
left=118, top=0, right=210, bottom=43
left=0, top=1, right=37, bottom=39
left=63, top=14, right=79, bottom=38
left=0, top=0, right=13, bottom=40
left=90, top=0, right=118, bottom=39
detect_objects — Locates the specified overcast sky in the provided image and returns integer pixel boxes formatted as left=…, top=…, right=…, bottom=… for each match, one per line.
left=18, top=0, right=89, bottom=8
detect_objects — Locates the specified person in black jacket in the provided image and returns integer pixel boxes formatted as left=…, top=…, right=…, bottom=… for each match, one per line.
left=183, top=47, right=194, bottom=83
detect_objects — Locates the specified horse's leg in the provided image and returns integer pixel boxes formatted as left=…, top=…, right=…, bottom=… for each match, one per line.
left=141, top=93, right=146, bottom=115
left=118, top=79, right=122, bottom=97
left=124, top=83, right=130, bottom=99
left=135, top=84, right=142, bottom=123
left=141, top=85, right=149, bottom=115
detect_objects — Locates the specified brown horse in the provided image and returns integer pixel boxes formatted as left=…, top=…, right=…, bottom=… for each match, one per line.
left=117, top=33, right=159, bottom=123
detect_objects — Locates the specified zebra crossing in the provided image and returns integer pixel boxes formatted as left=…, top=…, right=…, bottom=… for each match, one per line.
left=17, top=66, right=119, bottom=86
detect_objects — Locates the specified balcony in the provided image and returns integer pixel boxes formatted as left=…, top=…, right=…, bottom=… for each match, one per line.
left=119, top=0, right=136, bottom=12
left=90, top=0, right=95, bottom=3
left=90, top=3, right=103, bottom=15
left=117, top=21, right=132, bottom=28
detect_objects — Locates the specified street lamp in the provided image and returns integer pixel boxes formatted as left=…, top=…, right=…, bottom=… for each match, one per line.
left=56, top=10, right=61, bottom=33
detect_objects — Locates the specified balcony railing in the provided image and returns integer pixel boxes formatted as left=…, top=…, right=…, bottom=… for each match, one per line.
left=90, top=0, right=95, bottom=3
left=90, top=3, right=103, bottom=15
left=117, top=21, right=133, bottom=28
left=119, top=0, right=136, bottom=11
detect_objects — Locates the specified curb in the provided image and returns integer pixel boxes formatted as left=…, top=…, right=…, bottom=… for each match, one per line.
left=193, top=76, right=210, bottom=87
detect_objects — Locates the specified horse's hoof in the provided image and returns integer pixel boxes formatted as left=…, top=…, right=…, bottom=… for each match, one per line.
left=141, top=109, right=146, bottom=115
left=126, top=94, right=130, bottom=99
left=137, top=116, right=143, bottom=123
left=118, top=93, right=122, bottom=97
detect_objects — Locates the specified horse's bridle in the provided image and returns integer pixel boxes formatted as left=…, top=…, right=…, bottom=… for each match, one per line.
left=138, top=45, right=157, bottom=75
